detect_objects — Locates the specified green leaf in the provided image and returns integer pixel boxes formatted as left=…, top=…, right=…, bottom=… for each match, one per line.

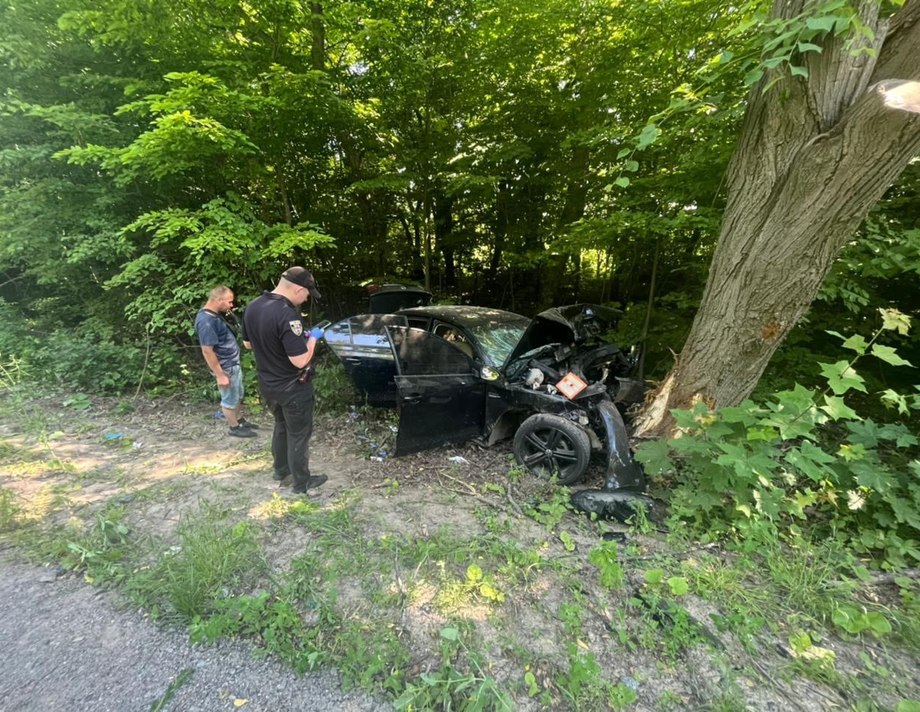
left=720, top=405, right=763, bottom=426
left=880, top=308, right=911, bottom=335
left=614, top=176, right=630, bottom=188
left=624, top=160, right=639, bottom=172
left=636, top=123, right=659, bottom=149
left=805, top=16, right=837, bottom=32
left=866, top=612, right=892, bottom=637
left=889, top=497, right=920, bottom=531
left=667, top=576, right=690, bottom=596
left=672, top=408, right=701, bottom=430
left=819, top=361, right=868, bottom=395
left=772, top=383, right=818, bottom=413
left=524, top=670, right=539, bottom=697
left=743, top=68, right=764, bottom=86
left=796, top=42, right=823, bottom=54
left=880, top=389, right=910, bottom=415
left=854, top=461, right=894, bottom=494
left=788, top=630, right=812, bottom=652
left=871, top=344, right=913, bottom=367
left=821, top=395, right=861, bottom=421
left=875, top=422, right=918, bottom=445
left=440, top=627, right=459, bottom=641
left=789, top=65, right=808, bottom=78
left=840, top=334, right=868, bottom=354
left=785, top=441, right=834, bottom=482
left=644, top=568, right=664, bottom=586
left=832, top=605, right=864, bottom=634
left=635, top=439, right=674, bottom=475
left=466, top=563, right=483, bottom=583
left=746, top=426, right=778, bottom=441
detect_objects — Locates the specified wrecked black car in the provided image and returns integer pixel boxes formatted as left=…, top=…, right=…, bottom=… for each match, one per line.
left=324, top=303, right=651, bottom=512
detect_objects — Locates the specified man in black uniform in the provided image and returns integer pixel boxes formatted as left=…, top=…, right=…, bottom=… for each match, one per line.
left=243, top=267, right=327, bottom=495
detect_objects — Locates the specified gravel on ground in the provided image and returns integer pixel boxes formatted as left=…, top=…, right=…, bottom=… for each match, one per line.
left=0, top=558, right=388, bottom=712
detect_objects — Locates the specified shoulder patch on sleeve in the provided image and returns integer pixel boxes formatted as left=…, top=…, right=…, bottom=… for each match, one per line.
left=289, top=320, right=303, bottom=336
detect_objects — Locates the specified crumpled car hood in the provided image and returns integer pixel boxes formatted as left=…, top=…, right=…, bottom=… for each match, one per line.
left=502, top=303, right=623, bottom=370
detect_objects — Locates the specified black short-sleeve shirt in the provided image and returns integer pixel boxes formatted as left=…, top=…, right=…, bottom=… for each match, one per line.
left=242, top=292, right=310, bottom=396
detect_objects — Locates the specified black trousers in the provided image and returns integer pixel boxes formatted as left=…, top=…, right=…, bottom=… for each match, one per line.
left=265, top=386, right=315, bottom=492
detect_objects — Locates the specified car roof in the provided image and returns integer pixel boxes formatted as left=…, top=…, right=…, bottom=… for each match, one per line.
left=396, top=305, right=528, bottom=328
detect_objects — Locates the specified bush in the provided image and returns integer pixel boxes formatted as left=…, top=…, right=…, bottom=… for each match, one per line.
left=0, top=300, right=186, bottom=394
left=637, top=309, right=920, bottom=568
left=312, top=355, right=358, bottom=415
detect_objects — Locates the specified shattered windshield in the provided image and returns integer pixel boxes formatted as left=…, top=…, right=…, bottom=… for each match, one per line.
left=467, top=319, right=529, bottom=366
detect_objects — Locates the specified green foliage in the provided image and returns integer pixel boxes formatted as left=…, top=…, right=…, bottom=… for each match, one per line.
left=312, top=358, right=357, bottom=415
left=588, top=540, right=625, bottom=590
left=188, top=590, right=322, bottom=667
left=555, top=641, right=641, bottom=709
left=435, top=562, right=506, bottom=613
left=637, top=310, right=920, bottom=567
left=731, top=0, right=876, bottom=92
left=0, top=486, right=19, bottom=531
left=107, top=193, right=334, bottom=338
left=394, top=627, right=512, bottom=711
left=1, top=0, right=916, bottom=411
left=52, top=508, right=132, bottom=583
left=0, top=300, right=183, bottom=394
left=129, top=508, right=266, bottom=621
left=831, top=604, right=892, bottom=637
left=525, top=487, right=572, bottom=530
left=0, top=353, right=23, bottom=390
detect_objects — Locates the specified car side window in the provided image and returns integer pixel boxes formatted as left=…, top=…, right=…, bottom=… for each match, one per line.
left=432, top=324, right=474, bottom=358
left=348, top=314, right=408, bottom=347
left=390, top=327, right=476, bottom=376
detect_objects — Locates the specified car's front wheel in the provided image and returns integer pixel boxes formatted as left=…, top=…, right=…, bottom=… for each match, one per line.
left=513, top=414, right=591, bottom=485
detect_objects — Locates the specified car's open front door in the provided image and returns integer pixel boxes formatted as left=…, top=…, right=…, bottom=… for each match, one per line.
left=387, top=326, right=485, bottom=456
left=323, top=314, right=408, bottom=404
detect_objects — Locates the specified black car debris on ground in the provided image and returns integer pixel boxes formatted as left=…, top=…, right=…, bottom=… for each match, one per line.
left=323, top=303, right=652, bottom=520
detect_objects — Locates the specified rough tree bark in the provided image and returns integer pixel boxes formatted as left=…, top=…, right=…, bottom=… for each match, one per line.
left=635, top=0, right=920, bottom=436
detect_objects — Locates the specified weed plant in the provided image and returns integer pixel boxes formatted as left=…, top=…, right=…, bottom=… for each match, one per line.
left=128, top=506, right=266, bottom=621
left=312, top=357, right=358, bottom=415
left=0, top=486, right=19, bottom=531
left=637, top=309, right=920, bottom=568
left=394, top=627, right=512, bottom=711
left=17, top=506, right=136, bottom=585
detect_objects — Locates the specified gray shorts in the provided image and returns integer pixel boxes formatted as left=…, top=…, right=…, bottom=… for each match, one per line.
left=218, top=364, right=244, bottom=409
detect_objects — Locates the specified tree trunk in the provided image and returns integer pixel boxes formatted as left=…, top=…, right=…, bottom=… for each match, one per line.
left=636, top=0, right=920, bottom=436
left=434, top=193, right=457, bottom=288
left=310, top=3, right=325, bottom=71
left=486, top=181, right=509, bottom=295
left=540, top=145, right=590, bottom=307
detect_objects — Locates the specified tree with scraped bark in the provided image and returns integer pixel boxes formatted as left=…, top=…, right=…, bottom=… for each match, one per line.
left=635, top=0, right=920, bottom=437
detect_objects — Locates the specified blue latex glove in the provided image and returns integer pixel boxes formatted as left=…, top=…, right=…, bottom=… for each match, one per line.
left=308, top=326, right=325, bottom=340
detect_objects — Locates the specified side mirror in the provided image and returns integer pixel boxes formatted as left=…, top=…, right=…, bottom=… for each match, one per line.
left=480, top=366, right=500, bottom=382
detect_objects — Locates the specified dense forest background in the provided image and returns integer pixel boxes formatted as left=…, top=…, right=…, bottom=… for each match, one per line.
left=0, top=0, right=917, bottom=396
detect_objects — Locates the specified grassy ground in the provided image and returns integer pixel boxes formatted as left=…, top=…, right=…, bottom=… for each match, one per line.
left=1, top=386, right=919, bottom=711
